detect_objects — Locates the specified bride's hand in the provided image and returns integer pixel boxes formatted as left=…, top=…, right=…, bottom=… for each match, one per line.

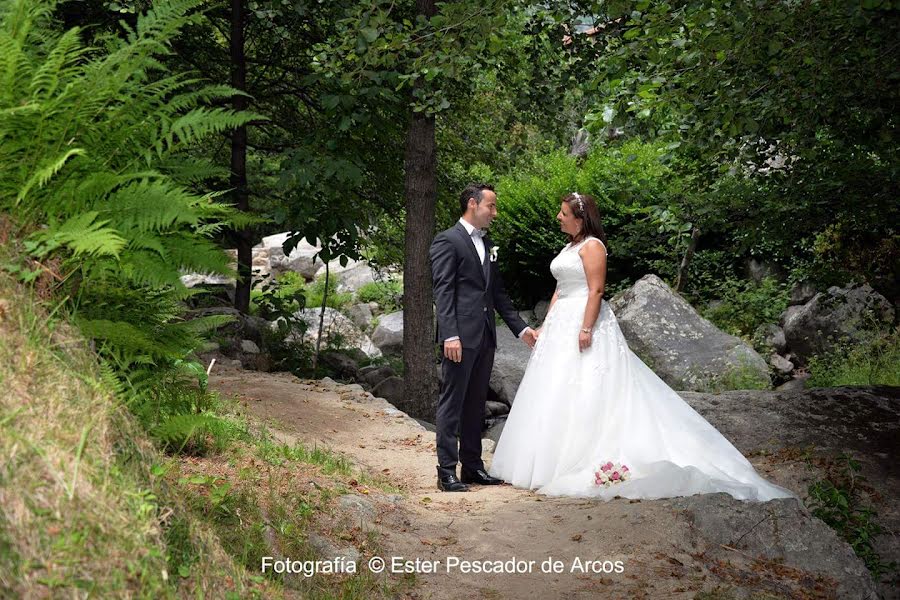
left=578, top=330, right=592, bottom=352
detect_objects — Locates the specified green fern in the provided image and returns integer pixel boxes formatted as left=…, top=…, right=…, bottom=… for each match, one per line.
left=1, top=0, right=258, bottom=379
left=153, top=413, right=241, bottom=455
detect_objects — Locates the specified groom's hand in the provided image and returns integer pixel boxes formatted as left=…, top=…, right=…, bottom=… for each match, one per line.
left=521, top=328, right=537, bottom=348
left=444, top=339, right=463, bottom=363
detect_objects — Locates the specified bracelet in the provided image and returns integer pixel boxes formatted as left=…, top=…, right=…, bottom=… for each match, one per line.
left=581, top=327, right=592, bottom=334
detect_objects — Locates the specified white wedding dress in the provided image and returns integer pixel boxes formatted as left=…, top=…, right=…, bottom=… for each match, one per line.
left=489, top=236, right=796, bottom=502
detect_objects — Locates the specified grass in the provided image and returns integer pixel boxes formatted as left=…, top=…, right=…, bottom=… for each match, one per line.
left=806, top=330, right=900, bottom=387
left=255, top=433, right=402, bottom=495
left=355, top=279, right=403, bottom=313
left=0, top=268, right=411, bottom=598
left=0, top=270, right=273, bottom=599
left=806, top=453, right=897, bottom=581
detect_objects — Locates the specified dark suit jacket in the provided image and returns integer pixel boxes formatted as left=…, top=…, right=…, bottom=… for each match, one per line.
left=430, top=222, right=527, bottom=349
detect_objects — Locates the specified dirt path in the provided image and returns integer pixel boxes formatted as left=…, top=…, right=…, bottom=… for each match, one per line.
left=209, top=367, right=832, bottom=600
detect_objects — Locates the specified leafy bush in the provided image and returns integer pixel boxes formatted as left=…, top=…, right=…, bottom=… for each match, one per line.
left=0, top=0, right=260, bottom=400
left=807, top=331, right=900, bottom=388
left=701, top=277, right=790, bottom=340
left=808, top=454, right=896, bottom=580
left=491, top=140, right=681, bottom=305
left=305, top=272, right=352, bottom=309
left=251, top=271, right=307, bottom=319
left=356, top=278, right=403, bottom=312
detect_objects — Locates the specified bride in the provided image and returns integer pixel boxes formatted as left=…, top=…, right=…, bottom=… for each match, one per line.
left=488, top=193, right=796, bottom=502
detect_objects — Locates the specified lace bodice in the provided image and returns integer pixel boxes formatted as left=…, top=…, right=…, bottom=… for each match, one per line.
left=549, top=236, right=606, bottom=299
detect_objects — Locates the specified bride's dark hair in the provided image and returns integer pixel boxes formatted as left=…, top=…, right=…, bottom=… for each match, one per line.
left=562, top=192, right=607, bottom=247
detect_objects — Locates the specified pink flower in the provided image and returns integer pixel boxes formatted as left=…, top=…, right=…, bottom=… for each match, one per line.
left=611, top=471, right=620, bottom=480
left=622, top=466, right=629, bottom=472
left=601, top=463, right=611, bottom=472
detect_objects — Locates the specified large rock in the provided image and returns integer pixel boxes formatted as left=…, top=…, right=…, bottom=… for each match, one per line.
left=753, top=323, right=787, bottom=354
left=262, top=233, right=323, bottom=280
left=360, top=365, right=396, bottom=388
left=609, top=274, right=770, bottom=391
left=371, top=376, right=404, bottom=406
left=371, top=311, right=404, bottom=355
left=679, top=386, right=900, bottom=599
left=283, top=307, right=382, bottom=358
left=670, top=494, right=877, bottom=600
left=346, top=303, right=374, bottom=331
left=333, top=262, right=379, bottom=294
left=745, top=257, right=785, bottom=283
left=489, top=326, right=533, bottom=405
left=782, top=282, right=895, bottom=364
left=320, top=350, right=361, bottom=380
left=789, top=280, right=818, bottom=306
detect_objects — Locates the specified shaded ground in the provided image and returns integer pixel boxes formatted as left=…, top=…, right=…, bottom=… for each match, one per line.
left=210, top=367, right=891, bottom=599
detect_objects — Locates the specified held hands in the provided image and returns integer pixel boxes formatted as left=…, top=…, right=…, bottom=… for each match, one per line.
left=444, top=339, right=463, bottom=363
left=521, top=328, right=537, bottom=348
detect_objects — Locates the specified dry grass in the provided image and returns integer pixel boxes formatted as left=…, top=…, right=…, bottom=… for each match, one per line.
left=0, top=271, right=273, bottom=599
left=0, top=267, right=414, bottom=599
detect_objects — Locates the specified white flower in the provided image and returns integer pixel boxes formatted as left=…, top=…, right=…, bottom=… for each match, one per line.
left=489, top=246, right=499, bottom=262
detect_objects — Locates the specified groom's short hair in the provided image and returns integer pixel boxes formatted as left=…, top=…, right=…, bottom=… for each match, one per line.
left=459, top=183, right=495, bottom=215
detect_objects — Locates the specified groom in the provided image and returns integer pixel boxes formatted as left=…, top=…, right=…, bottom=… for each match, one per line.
left=429, top=183, right=536, bottom=492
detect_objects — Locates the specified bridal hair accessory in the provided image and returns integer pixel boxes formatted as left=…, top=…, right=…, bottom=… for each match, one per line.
left=593, top=461, right=630, bottom=487
left=571, top=192, right=585, bottom=215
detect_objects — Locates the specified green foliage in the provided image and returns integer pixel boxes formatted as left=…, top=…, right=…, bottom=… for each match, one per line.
left=306, top=272, right=352, bottom=310
left=713, top=362, right=771, bottom=393
left=128, top=377, right=247, bottom=456
left=356, top=278, right=403, bottom=312
left=579, top=0, right=899, bottom=300
left=808, top=454, right=897, bottom=580
left=807, top=330, right=900, bottom=388
left=0, top=0, right=262, bottom=402
left=491, top=140, right=681, bottom=305
left=700, top=277, right=791, bottom=340
left=251, top=271, right=307, bottom=319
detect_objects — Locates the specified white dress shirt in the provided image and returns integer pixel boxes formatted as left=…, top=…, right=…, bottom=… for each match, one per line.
left=444, top=218, right=531, bottom=344
left=458, top=217, right=486, bottom=263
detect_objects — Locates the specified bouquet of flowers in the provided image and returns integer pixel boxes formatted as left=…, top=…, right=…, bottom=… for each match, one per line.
left=593, top=461, right=630, bottom=487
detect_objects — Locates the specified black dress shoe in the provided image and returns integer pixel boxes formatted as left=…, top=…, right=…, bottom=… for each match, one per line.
left=460, top=467, right=503, bottom=485
left=437, top=467, right=469, bottom=492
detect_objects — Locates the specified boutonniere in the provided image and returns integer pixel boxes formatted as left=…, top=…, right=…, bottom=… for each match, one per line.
left=489, top=246, right=499, bottom=262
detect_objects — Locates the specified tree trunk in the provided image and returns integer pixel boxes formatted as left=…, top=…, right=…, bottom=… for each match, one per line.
left=675, top=226, right=701, bottom=293
left=313, top=262, right=330, bottom=373
left=400, top=0, right=439, bottom=421
left=230, top=0, right=251, bottom=314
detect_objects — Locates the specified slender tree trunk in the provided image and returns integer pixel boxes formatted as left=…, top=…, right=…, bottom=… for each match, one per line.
left=401, top=0, right=439, bottom=421
left=313, top=262, right=330, bottom=372
left=230, top=0, right=251, bottom=314
left=675, top=226, right=701, bottom=293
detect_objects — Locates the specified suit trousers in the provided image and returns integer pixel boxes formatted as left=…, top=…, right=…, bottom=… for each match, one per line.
left=436, top=325, right=495, bottom=474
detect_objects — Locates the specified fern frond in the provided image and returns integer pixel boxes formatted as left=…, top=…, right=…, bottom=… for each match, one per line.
left=153, top=413, right=238, bottom=453
left=153, top=107, right=266, bottom=158
left=100, top=179, right=205, bottom=231
left=179, top=314, right=236, bottom=335
left=30, top=26, right=85, bottom=100
left=16, top=147, right=85, bottom=204
left=165, top=84, right=250, bottom=112
left=29, top=211, right=126, bottom=257
left=77, top=317, right=171, bottom=358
